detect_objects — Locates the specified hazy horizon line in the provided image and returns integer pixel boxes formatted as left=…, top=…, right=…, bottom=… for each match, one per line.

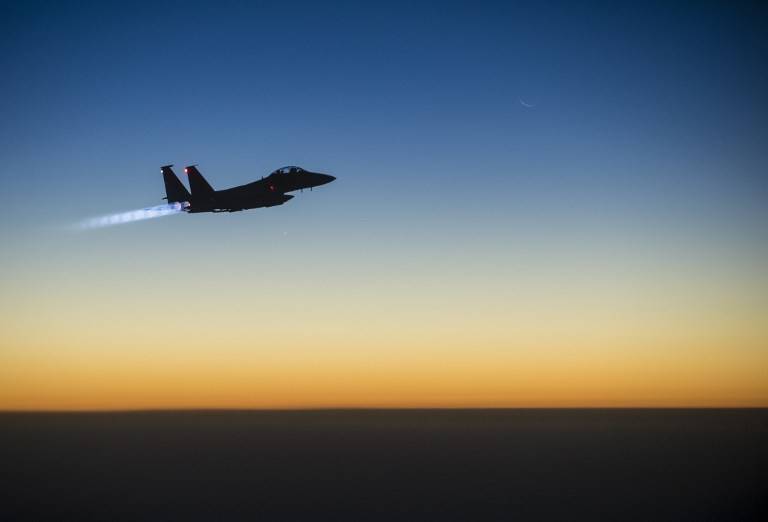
left=2, top=406, right=767, bottom=414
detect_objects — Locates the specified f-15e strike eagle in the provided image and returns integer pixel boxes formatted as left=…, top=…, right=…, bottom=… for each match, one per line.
left=160, top=165, right=335, bottom=213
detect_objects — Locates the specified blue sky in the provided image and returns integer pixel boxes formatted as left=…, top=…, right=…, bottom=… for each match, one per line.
left=1, top=1, right=767, bottom=408
left=3, top=1, right=764, bottom=265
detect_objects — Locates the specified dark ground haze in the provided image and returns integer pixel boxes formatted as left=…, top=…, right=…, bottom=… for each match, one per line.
left=1, top=409, right=766, bottom=521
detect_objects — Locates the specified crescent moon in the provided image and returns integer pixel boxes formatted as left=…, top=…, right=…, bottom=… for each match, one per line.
left=519, top=99, right=535, bottom=108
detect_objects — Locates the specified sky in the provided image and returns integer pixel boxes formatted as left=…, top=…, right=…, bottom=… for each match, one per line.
left=1, top=1, right=767, bottom=409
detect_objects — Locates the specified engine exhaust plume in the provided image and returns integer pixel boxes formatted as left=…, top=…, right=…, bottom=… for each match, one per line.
left=79, top=202, right=189, bottom=229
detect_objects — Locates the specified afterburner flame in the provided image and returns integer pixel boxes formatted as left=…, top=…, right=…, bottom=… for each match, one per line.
left=79, top=202, right=189, bottom=229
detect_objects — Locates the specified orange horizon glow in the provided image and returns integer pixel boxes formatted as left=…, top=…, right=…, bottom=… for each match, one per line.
left=3, top=333, right=766, bottom=410
left=2, top=203, right=766, bottom=411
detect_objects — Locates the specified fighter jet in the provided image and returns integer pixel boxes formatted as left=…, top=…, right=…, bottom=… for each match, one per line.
left=160, top=165, right=335, bottom=213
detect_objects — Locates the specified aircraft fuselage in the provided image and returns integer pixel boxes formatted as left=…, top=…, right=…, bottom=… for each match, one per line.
left=161, top=165, right=335, bottom=213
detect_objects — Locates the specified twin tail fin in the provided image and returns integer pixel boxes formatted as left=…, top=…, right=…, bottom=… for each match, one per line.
left=160, top=165, right=191, bottom=203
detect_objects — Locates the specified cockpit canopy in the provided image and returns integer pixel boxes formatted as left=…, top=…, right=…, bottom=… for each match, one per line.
left=272, top=166, right=304, bottom=175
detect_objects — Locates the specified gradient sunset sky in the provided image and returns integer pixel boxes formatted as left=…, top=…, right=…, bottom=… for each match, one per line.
left=1, top=1, right=766, bottom=409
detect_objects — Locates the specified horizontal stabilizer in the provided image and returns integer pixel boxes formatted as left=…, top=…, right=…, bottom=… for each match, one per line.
left=161, top=165, right=191, bottom=203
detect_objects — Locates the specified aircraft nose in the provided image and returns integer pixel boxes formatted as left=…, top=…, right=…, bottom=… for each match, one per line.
left=316, top=173, right=336, bottom=185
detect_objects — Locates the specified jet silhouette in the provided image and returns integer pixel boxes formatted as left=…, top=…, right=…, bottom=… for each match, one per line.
left=160, top=165, right=335, bottom=213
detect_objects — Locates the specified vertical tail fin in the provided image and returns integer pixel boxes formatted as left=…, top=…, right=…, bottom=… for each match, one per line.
left=184, top=165, right=215, bottom=196
left=161, top=165, right=191, bottom=203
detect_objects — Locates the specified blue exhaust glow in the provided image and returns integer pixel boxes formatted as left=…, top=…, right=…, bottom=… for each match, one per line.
left=79, top=202, right=189, bottom=229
